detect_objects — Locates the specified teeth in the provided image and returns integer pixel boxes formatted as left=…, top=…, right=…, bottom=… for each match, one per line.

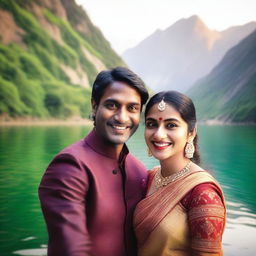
left=154, top=142, right=171, bottom=147
left=113, top=125, right=126, bottom=130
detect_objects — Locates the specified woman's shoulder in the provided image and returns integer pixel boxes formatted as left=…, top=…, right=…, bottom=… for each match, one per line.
left=148, top=165, right=160, bottom=177
left=181, top=163, right=225, bottom=209
left=189, top=163, right=221, bottom=185
left=181, top=182, right=225, bottom=210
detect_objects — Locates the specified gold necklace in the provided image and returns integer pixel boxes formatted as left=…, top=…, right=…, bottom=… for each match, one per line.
left=154, top=161, right=192, bottom=189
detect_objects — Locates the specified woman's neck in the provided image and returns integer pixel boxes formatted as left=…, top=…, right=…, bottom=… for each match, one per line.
left=160, top=155, right=190, bottom=178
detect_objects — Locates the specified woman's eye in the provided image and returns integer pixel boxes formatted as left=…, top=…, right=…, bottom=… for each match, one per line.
left=166, top=123, right=177, bottom=129
left=145, top=122, right=156, bottom=128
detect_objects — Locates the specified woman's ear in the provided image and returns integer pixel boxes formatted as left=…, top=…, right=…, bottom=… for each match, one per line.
left=188, top=126, right=197, bottom=142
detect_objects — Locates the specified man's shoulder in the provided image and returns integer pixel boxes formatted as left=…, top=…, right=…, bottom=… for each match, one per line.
left=54, top=136, right=93, bottom=162
left=61, top=138, right=85, bottom=154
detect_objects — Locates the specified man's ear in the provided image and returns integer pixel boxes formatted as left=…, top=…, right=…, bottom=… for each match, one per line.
left=91, top=99, right=98, bottom=116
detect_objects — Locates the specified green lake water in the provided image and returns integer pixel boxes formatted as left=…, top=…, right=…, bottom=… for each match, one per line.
left=0, top=125, right=255, bottom=256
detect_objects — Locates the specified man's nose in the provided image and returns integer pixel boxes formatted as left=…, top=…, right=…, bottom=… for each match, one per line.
left=114, top=108, right=129, bottom=123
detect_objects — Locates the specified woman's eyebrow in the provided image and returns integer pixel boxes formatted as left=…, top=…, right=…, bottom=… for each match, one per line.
left=146, top=117, right=180, bottom=123
left=145, top=117, right=156, bottom=121
left=164, top=118, right=180, bottom=123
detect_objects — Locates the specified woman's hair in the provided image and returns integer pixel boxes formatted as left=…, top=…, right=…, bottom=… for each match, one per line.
left=145, top=91, right=200, bottom=164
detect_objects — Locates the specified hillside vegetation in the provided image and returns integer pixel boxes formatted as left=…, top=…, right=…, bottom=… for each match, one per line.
left=0, top=0, right=124, bottom=119
left=188, top=29, right=256, bottom=123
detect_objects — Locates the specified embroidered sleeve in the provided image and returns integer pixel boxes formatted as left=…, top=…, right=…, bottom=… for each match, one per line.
left=183, top=183, right=225, bottom=255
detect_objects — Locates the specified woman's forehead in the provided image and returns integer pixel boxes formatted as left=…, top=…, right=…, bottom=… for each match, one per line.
left=146, top=103, right=181, bottom=118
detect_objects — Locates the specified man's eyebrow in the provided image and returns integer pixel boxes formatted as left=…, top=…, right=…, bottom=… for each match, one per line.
left=128, top=102, right=141, bottom=106
left=103, top=99, right=119, bottom=104
left=104, top=99, right=141, bottom=105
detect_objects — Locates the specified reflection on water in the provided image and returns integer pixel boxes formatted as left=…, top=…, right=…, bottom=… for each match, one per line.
left=224, top=201, right=256, bottom=256
left=0, top=126, right=91, bottom=256
left=13, top=247, right=47, bottom=256
left=0, top=125, right=255, bottom=256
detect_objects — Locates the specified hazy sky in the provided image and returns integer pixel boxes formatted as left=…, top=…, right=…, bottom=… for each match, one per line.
left=76, top=0, right=256, bottom=54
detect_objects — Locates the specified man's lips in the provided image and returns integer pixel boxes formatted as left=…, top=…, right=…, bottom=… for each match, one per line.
left=152, top=141, right=173, bottom=150
left=108, top=123, right=132, bottom=132
left=112, top=125, right=127, bottom=130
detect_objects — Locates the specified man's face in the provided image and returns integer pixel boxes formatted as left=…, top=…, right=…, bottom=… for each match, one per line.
left=92, top=81, right=142, bottom=145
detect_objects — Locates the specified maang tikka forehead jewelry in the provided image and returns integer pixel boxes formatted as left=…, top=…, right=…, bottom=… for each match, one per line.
left=158, top=98, right=166, bottom=112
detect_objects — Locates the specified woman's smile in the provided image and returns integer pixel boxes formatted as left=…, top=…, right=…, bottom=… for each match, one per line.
left=151, top=141, right=173, bottom=150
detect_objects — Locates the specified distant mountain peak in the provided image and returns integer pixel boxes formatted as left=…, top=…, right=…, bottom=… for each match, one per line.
left=187, top=15, right=210, bottom=31
left=187, top=15, right=202, bottom=23
left=172, top=15, right=205, bottom=28
left=163, top=14, right=211, bottom=40
left=122, top=16, right=256, bottom=96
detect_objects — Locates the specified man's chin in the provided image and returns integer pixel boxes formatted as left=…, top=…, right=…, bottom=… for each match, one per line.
left=104, top=126, right=138, bottom=145
left=108, top=134, right=130, bottom=145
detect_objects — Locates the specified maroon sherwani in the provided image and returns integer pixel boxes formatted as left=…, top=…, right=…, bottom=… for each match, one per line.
left=39, top=129, right=148, bottom=256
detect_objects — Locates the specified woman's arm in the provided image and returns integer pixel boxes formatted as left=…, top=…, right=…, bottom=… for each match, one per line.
left=182, top=183, right=226, bottom=256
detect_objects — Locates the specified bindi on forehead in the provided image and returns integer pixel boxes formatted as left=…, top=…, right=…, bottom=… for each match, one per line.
left=159, top=117, right=163, bottom=121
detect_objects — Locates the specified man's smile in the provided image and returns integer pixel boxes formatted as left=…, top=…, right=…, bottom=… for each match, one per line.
left=108, top=121, right=132, bottom=129
left=112, top=125, right=128, bottom=130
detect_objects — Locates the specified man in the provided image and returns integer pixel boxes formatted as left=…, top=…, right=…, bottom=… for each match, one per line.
left=39, top=67, right=149, bottom=256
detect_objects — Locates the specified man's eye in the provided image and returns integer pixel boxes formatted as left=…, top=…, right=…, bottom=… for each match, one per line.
left=166, top=123, right=177, bottom=129
left=106, top=103, right=117, bottom=110
left=129, top=105, right=139, bottom=112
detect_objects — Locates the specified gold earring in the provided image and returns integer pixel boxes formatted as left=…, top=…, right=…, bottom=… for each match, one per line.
left=185, top=140, right=195, bottom=158
left=147, top=148, right=152, bottom=157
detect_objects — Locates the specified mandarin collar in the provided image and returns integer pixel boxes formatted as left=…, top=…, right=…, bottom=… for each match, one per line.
left=84, top=129, right=129, bottom=161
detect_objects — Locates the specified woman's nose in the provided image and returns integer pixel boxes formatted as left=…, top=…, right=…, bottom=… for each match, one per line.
left=153, top=126, right=167, bottom=140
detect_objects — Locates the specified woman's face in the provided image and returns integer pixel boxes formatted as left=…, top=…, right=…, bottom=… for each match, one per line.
left=144, top=103, right=193, bottom=161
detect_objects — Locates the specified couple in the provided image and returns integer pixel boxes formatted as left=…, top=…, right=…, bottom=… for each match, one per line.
left=39, top=67, right=226, bottom=256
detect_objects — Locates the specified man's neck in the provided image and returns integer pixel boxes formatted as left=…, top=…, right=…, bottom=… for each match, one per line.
left=107, top=143, right=124, bottom=160
left=93, top=129, right=125, bottom=160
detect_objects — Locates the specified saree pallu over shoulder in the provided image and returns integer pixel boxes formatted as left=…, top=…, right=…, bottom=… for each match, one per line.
left=133, top=169, right=226, bottom=248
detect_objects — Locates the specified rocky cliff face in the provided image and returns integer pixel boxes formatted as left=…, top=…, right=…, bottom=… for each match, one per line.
left=188, top=29, right=256, bottom=123
left=0, top=0, right=124, bottom=119
left=122, top=15, right=256, bottom=93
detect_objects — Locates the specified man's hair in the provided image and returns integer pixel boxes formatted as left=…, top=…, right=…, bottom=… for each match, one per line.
left=91, top=67, right=149, bottom=106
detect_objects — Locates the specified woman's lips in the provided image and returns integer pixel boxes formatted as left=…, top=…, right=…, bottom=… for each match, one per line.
left=152, top=141, right=172, bottom=150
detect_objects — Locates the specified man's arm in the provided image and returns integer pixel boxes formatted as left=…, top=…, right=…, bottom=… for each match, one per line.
left=38, top=153, right=93, bottom=256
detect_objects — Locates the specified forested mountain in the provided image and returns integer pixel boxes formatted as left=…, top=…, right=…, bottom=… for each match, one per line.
left=122, top=15, right=256, bottom=93
left=188, top=29, right=256, bottom=123
left=0, top=0, right=124, bottom=119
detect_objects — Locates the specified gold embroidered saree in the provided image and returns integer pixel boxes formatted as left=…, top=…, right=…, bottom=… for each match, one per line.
left=134, top=169, right=226, bottom=256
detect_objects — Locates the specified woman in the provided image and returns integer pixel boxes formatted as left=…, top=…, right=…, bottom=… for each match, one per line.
left=134, top=91, right=226, bottom=256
